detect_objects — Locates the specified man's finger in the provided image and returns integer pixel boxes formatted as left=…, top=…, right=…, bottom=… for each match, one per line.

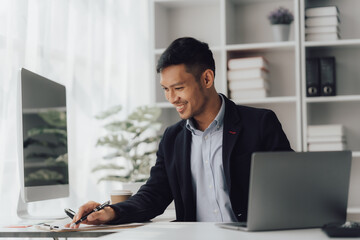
left=68, top=201, right=100, bottom=228
left=87, top=210, right=103, bottom=222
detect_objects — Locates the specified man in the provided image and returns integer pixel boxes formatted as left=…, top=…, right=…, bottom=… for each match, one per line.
left=68, top=37, right=292, bottom=228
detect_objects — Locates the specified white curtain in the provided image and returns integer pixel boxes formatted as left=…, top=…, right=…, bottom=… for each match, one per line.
left=0, top=0, right=150, bottom=223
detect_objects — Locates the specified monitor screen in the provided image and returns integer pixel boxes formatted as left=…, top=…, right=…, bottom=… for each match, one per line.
left=18, top=68, right=69, bottom=203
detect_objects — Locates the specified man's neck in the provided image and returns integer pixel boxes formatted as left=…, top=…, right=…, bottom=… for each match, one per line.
left=193, top=94, right=222, bottom=131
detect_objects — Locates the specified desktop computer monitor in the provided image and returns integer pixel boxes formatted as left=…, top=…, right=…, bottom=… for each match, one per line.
left=17, top=68, right=69, bottom=218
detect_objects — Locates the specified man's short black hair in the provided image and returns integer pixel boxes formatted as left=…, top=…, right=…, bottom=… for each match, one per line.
left=156, top=37, right=215, bottom=80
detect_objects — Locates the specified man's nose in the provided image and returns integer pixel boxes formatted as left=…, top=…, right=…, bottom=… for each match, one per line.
left=167, top=90, right=179, bottom=104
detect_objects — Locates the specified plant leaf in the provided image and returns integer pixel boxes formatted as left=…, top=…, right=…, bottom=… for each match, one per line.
left=128, top=106, right=161, bottom=122
left=104, top=120, right=134, bottom=132
left=97, top=175, right=130, bottom=183
left=93, top=105, right=162, bottom=184
left=92, top=164, right=125, bottom=172
left=95, top=105, right=122, bottom=120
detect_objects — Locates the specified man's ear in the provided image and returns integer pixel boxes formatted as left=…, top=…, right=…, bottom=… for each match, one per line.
left=202, top=69, right=214, bottom=88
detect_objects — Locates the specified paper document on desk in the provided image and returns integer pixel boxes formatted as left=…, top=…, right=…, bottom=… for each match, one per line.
left=34, top=218, right=143, bottom=232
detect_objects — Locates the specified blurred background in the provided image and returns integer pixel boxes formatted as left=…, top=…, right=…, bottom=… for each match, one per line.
left=0, top=0, right=151, bottom=223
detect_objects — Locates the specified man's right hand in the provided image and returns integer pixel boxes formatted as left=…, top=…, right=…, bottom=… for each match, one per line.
left=65, top=201, right=116, bottom=229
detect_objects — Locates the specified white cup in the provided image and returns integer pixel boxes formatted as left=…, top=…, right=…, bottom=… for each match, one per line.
left=110, top=190, right=133, bottom=204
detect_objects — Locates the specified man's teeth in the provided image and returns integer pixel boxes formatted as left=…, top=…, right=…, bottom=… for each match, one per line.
left=176, top=105, right=184, bottom=111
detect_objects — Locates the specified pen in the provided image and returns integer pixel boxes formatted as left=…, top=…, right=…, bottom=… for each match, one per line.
left=74, top=200, right=110, bottom=225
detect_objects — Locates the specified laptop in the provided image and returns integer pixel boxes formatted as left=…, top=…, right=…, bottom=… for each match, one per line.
left=218, top=151, right=352, bottom=231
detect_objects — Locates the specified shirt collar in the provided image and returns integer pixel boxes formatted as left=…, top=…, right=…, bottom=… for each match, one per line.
left=186, top=94, right=225, bottom=133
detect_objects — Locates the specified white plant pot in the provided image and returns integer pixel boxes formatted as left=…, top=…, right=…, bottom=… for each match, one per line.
left=271, top=24, right=291, bottom=42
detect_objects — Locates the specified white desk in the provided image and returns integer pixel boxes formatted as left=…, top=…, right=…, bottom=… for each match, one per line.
left=0, top=227, right=115, bottom=239
left=1, top=210, right=360, bottom=240
left=99, top=222, right=359, bottom=240
left=0, top=210, right=176, bottom=239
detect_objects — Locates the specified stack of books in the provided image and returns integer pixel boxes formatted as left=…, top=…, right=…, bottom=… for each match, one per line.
left=227, top=57, right=269, bottom=100
left=307, top=124, right=347, bottom=151
left=305, top=6, right=340, bottom=41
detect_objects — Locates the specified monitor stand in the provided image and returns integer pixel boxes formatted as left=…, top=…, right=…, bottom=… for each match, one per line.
left=17, top=193, right=67, bottom=220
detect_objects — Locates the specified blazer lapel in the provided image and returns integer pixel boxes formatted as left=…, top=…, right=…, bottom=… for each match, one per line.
left=222, top=96, right=242, bottom=191
left=174, top=124, right=196, bottom=219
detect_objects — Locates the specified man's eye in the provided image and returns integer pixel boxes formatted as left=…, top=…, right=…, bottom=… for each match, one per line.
left=175, top=87, right=183, bottom=90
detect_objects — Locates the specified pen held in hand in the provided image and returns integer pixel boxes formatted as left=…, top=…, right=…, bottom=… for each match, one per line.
left=74, top=200, right=110, bottom=225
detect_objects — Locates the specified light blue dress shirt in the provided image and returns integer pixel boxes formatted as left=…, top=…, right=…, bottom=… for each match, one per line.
left=186, top=95, right=237, bottom=222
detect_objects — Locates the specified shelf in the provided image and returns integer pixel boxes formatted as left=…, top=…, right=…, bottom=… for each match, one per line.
left=155, top=45, right=223, bottom=55
left=153, top=0, right=218, bottom=8
left=305, top=39, right=360, bottom=48
left=230, top=0, right=290, bottom=3
left=353, top=152, right=360, bottom=158
left=155, top=102, right=173, bottom=108
left=153, top=0, right=221, bottom=49
left=306, top=95, right=360, bottom=103
left=226, top=41, right=296, bottom=51
left=233, top=96, right=297, bottom=105
left=156, top=96, right=297, bottom=108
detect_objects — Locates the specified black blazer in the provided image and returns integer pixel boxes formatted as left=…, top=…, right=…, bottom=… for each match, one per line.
left=110, top=95, right=292, bottom=224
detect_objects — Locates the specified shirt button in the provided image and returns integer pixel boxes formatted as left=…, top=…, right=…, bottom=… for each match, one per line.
left=209, top=185, right=212, bottom=189
left=205, top=160, right=209, bottom=164
left=204, top=136, right=208, bottom=140
left=214, top=209, right=218, bottom=214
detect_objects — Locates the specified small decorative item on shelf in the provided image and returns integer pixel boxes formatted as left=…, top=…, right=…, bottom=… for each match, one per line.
left=267, top=6, right=294, bottom=42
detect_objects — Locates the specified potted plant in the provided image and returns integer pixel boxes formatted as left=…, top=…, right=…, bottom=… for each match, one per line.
left=92, top=105, right=162, bottom=193
left=267, top=6, right=294, bottom=41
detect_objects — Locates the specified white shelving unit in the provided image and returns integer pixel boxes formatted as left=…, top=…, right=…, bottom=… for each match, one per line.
left=150, top=0, right=302, bottom=151
left=150, top=0, right=360, bottom=208
left=300, top=0, right=360, bottom=210
left=300, top=0, right=360, bottom=152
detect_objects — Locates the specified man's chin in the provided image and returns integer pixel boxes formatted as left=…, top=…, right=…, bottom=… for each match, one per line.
left=177, top=112, right=190, bottom=120
left=178, top=114, right=187, bottom=120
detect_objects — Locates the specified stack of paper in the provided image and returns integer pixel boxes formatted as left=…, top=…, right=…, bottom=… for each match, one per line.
left=305, top=6, right=340, bottom=41
left=227, top=56, right=269, bottom=100
left=34, top=219, right=143, bottom=232
left=307, top=124, right=347, bottom=151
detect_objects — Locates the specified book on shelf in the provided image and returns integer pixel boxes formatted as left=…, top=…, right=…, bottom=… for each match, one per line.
left=305, top=16, right=340, bottom=27
left=307, top=135, right=345, bottom=143
left=308, top=142, right=346, bottom=151
left=320, top=57, right=336, bottom=96
left=227, top=68, right=268, bottom=81
left=230, top=88, right=267, bottom=100
left=305, top=6, right=339, bottom=17
left=306, top=58, right=320, bottom=97
left=305, top=33, right=340, bottom=41
left=305, top=26, right=339, bottom=34
left=228, top=57, right=268, bottom=70
left=228, top=78, right=269, bottom=90
left=307, top=124, right=344, bottom=137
